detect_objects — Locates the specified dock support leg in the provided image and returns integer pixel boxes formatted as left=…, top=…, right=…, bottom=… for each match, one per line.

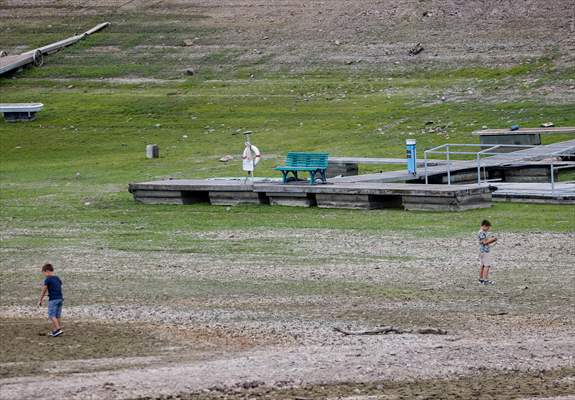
left=424, top=153, right=428, bottom=185
left=477, top=154, right=481, bottom=184
left=446, top=145, right=451, bottom=185
left=550, top=163, right=555, bottom=195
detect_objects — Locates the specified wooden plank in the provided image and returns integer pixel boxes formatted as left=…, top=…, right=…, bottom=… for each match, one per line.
left=268, top=196, right=315, bottom=207
left=403, top=202, right=491, bottom=211
left=402, top=195, right=457, bottom=206
left=265, top=191, right=308, bottom=197
left=473, top=127, right=575, bottom=136
left=330, top=157, right=443, bottom=166
left=133, top=190, right=183, bottom=198
left=493, top=196, right=575, bottom=205
left=255, top=182, right=490, bottom=197
left=134, top=197, right=185, bottom=205
left=129, top=180, right=255, bottom=192
left=316, top=194, right=373, bottom=209
left=402, top=192, right=491, bottom=206
left=326, top=162, right=359, bottom=178
left=209, top=191, right=262, bottom=206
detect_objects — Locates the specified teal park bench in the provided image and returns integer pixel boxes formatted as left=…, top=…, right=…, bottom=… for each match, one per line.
left=274, top=152, right=329, bottom=184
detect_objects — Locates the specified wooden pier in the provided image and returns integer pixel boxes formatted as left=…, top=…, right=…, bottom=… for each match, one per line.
left=473, top=127, right=575, bottom=151
left=129, top=180, right=493, bottom=211
left=129, top=139, right=575, bottom=210
left=490, top=182, right=575, bottom=204
left=327, top=157, right=444, bottom=178
left=332, top=139, right=575, bottom=184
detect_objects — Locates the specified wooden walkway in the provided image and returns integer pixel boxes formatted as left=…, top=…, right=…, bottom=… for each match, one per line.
left=0, top=54, right=34, bottom=75
left=0, top=22, right=109, bottom=76
left=128, top=139, right=575, bottom=210
left=491, top=182, right=575, bottom=204
left=332, top=139, right=575, bottom=184
left=329, top=157, right=444, bottom=166
left=129, top=179, right=492, bottom=211
left=473, top=127, right=575, bottom=136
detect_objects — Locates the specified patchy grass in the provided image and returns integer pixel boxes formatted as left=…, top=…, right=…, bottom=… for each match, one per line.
left=1, top=72, right=574, bottom=256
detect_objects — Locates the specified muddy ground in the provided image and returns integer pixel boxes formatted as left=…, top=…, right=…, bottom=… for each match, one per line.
left=0, top=230, right=574, bottom=399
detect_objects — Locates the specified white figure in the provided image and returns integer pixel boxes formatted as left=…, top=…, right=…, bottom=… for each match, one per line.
left=241, top=134, right=261, bottom=182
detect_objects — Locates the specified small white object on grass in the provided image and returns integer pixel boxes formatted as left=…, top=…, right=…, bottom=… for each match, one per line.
left=146, top=144, right=159, bottom=159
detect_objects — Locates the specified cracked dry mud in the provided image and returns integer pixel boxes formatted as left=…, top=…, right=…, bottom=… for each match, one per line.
left=0, top=230, right=574, bottom=399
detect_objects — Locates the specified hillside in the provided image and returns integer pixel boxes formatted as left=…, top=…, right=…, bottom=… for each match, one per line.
left=1, top=0, right=574, bottom=79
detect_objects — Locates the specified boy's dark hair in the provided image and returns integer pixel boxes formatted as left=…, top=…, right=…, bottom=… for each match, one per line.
left=41, top=263, right=54, bottom=272
left=481, top=219, right=491, bottom=227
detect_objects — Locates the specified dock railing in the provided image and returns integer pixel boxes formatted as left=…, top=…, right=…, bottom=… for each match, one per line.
left=423, top=143, right=575, bottom=195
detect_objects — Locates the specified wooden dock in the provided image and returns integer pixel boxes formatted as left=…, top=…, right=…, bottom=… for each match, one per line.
left=473, top=127, right=575, bottom=136
left=128, top=179, right=265, bottom=206
left=129, top=139, right=575, bottom=210
left=472, top=127, right=575, bottom=149
left=491, top=182, right=575, bottom=204
left=332, top=139, right=575, bottom=184
left=129, top=179, right=493, bottom=211
left=329, top=157, right=444, bottom=165
left=327, top=157, right=444, bottom=177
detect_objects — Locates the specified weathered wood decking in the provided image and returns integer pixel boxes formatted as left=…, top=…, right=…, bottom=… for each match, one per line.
left=472, top=127, right=575, bottom=149
left=129, top=180, right=493, bottom=211
left=326, top=157, right=444, bottom=178
left=490, top=182, right=575, bottom=204
left=473, top=127, right=575, bottom=136
left=129, top=139, right=575, bottom=210
left=255, top=182, right=492, bottom=210
left=329, top=157, right=444, bottom=166
left=332, top=139, right=575, bottom=184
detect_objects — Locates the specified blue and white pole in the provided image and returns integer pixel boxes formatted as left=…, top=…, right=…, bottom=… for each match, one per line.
left=406, top=139, right=417, bottom=175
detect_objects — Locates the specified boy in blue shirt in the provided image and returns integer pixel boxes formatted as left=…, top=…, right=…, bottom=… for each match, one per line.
left=38, top=263, right=64, bottom=337
left=478, top=220, right=497, bottom=285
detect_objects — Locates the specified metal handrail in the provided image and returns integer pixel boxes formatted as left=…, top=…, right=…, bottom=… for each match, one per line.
left=423, top=142, right=575, bottom=186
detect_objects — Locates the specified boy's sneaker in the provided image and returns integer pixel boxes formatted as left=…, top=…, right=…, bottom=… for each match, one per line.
left=479, top=279, right=485, bottom=284
left=50, top=329, right=63, bottom=337
left=484, top=280, right=495, bottom=285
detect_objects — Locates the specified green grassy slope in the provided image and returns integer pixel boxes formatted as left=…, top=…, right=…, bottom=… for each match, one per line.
left=1, top=19, right=574, bottom=254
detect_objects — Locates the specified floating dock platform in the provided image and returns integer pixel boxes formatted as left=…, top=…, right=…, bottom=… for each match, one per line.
left=129, top=180, right=493, bottom=211
left=129, top=139, right=575, bottom=211
left=490, top=182, right=575, bottom=204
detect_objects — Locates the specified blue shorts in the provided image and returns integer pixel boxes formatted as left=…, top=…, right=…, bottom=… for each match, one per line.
left=48, top=299, right=63, bottom=318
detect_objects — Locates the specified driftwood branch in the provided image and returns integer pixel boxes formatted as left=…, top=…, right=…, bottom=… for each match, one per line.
left=334, top=326, right=447, bottom=336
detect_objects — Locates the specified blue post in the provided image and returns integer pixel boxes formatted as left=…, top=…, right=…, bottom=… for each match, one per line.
left=406, top=139, right=417, bottom=175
